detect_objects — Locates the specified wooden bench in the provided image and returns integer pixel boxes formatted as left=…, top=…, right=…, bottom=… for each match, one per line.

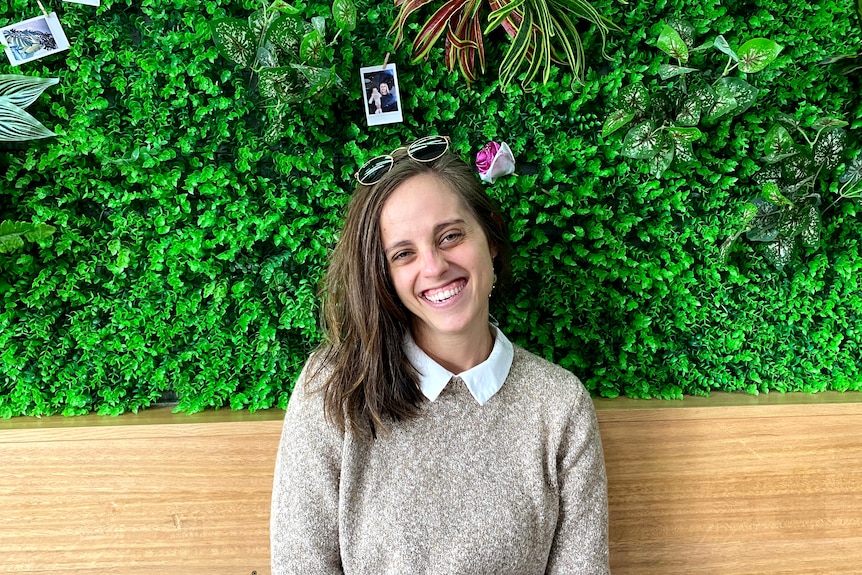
left=2, top=392, right=861, bottom=574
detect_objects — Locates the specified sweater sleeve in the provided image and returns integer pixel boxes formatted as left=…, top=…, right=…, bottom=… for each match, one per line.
left=271, top=359, right=345, bottom=575
left=546, top=386, right=610, bottom=575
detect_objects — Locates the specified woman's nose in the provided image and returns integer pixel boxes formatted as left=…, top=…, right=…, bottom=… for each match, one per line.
left=420, top=248, right=448, bottom=277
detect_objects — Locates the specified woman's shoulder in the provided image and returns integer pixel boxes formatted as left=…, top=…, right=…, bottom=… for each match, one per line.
left=506, top=344, right=590, bottom=405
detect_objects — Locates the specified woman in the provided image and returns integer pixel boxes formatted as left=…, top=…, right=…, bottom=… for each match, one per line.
left=271, top=136, right=609, bottom=574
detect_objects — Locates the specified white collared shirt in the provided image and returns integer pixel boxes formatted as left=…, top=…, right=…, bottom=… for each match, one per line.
left=403, top=324, right=514, bottom=405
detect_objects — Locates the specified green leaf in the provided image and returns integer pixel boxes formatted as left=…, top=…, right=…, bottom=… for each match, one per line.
left=621, top=121, right=660, bottom=160
left=602, top=108, right=636, bottom=138
left=249, top=7, right=283, bottom=46
left=764, top=124, right=796, bottom=163
left=737, top=38, right=783, bottom=73
left=210, top=18, right=256, bottom=67
left=713, top=35, right=738, bottom=62
left=674, top=141, right=695, bottom=164
left=813, top=128, right=847, bottom=172
left=666, top=18, right=696, bottom=49
left=657, top=24, right=689, bottom=63
left=648, top=132, right=675, bottom=178
left=267, top=15, right=309, bottom=59
left=799, top=207, right=820, bottom=248
left=258, top=66, right=306, bottom=102
left=762, top=238, right=793, bottom=270
left=705, top=77, right=758, bottom=123
left=676, top=93, right=702, bottom=126
left=667, top=127, right=703, bottom=143
left=0, top=74, right=59, bottom=109
left=0, top=97, right=56, bottom=141
left=762, top=182, right=791, bottom=206
left=617, top=82, right=650, bottom=113
left=332, top=0, right=357, bottom=32
left=300, top=30, right=325, bottom=65
left=311, top=16, right=326, bottom=38
left=658, top=64, right=699, bottom=80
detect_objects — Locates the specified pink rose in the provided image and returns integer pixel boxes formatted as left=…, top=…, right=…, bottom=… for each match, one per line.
left=475, top=141, right=515, bottom=184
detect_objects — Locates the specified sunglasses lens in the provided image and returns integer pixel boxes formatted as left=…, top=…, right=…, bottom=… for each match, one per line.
left=356, top=156, right=394, bottom=185
left=408, top=136, right=449, bottom=162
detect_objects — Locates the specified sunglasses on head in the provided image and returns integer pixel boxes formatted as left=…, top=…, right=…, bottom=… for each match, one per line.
left=354, top=135, right=451, bottom=186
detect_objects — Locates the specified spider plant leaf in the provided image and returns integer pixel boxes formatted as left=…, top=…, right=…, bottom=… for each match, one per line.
left=0, top=75, right=58, bottom=110
left=551, top=8, right=586, bottom=82
left=333, top=0, right=357, bottom=32
left=411, top=0, right=469, bottom=62
left=658, top=63, right=699, bottom=80
left=498, top=7, right=534, bottom=90
left=713, top=35, right=738, bottom=62
left=0, top=97, right=56, bottom=141
left=485, top=0, right=527, bottom=33
left=210, top=18, right=256, bottom=67
left=621, top=121, right=660, bottom=160
left=389, top=0, right=440, bottom=48
left=737, top=38, right=783, bottom=73
left=657, top=24, right=689, bottom=63
left=764, top=124, right=797, bottom=164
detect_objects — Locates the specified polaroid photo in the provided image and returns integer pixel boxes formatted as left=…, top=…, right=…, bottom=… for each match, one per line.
left=361, top=63, right=403, bottom=127
left=63, top=0, right=101, bottom=6
left=1, top=13, right=71, bottom=67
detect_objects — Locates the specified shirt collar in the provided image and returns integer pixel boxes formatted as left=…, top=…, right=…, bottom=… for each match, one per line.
left=403, top=325, right=514, bottom=405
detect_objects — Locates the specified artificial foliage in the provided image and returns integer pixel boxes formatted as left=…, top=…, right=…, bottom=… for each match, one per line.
left=1, top=0, right=861, bottom=418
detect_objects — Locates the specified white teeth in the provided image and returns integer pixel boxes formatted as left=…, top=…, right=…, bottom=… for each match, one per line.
left=425, top=284, right=463, bottom=303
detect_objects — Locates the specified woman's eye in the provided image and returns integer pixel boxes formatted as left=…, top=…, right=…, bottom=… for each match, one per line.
left=392, top=251, right=411, bottom=262
left=441, top=232, right=463, bottom=244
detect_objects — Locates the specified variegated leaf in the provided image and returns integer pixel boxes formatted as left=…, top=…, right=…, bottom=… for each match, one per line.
left=258, top=66, right=306, bottom=102
left=249, top=7, right=282, bottom=46
left=0, top=97, right=56, bottom=141
left=657, top=24, right=689, bottom=63
left=300, top=30, right=325, bottom=65
left=621, top=121, right=660, bottom=160
left=267, top=15, right=309, bottom=59
left=658, top=64, right=699, bottom=80
left=602, top=107, right=636, bottom=138
left=762, top=238, right=793, bottom=270
left=839, top=156, right=862, bottom=186
left=648, top=132, right=675, bottom=178
left=210, top=18, right=256, bottom=67
left=674, top=141, right=695, bottom=164
left=332, top=0, right=357, bottom=32
left=799, top=207, right=820, bottom=248
left=713, top=35, right=738, bottom=62
left=714, top=77, right=757, bottom=117
left=676, top=94, right=701, bottom=126
left=311, top=16, right=326, bottom=37
left=666, top=18, right=696, bottom=49
left=737, top=38, right=783, bottom=73
left=617, top=82, right=650, bottom=113
left=763, top=124, right=796, bottom=163
left=762, top=182, right=790, bottom=206
left=0, top=74, right=58, bottom=109
left=813, top=128, right=847, bottom=171
left=667, top=127, right=702, bottom=143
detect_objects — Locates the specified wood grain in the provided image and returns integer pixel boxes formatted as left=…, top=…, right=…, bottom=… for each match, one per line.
left=1, top=393, right=861, bottom=574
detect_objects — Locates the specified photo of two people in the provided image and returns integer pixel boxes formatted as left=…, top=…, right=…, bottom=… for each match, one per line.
left=361, top=64, right=402, bottom=126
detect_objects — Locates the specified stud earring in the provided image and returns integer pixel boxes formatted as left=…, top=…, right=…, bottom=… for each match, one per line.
left=489, top=273, right=497, bottom=298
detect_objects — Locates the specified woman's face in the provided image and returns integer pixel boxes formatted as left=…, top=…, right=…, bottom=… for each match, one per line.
left=379, top=173, right=497, bottom=349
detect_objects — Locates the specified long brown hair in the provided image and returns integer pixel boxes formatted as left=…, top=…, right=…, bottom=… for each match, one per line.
left=315, top=149, right=511, bottom=438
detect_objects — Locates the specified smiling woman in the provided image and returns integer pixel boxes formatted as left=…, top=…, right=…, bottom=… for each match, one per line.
left=270, top=138, right=609, bottom=574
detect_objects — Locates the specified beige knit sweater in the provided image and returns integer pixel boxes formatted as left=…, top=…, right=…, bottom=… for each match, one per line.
left=271, top=345, right=609, bottom=574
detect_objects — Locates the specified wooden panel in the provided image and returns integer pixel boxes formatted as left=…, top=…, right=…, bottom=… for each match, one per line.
left=1, top=393, right=861, bottom=574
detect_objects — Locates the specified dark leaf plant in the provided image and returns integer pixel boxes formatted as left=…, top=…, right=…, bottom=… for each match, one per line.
left=208, top=0, right=357, bottom=143
left=389, top=0, right=618, bottom=91
left=817, top=0, right=862, bottom=77
left=603, top=20, right=782, bottom=178
left=720, top=115, right=861, bottom=271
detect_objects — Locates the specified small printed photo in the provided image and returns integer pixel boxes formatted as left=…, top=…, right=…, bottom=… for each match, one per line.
left=1, top=13, right=71, bottom=67
left=360, top=64, right=403, bottom=127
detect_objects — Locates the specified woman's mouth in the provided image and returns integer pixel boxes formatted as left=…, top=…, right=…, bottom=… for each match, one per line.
left=422, top=279, right=466, bottom=303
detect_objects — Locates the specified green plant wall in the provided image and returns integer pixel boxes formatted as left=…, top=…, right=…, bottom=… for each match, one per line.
left=1, top=0, right=861, bottom=417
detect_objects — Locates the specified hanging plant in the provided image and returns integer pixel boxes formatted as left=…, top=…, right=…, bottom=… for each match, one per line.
left=0, top=74, right=58, bottom=142
left=388, top=0, right=618, bottom=91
